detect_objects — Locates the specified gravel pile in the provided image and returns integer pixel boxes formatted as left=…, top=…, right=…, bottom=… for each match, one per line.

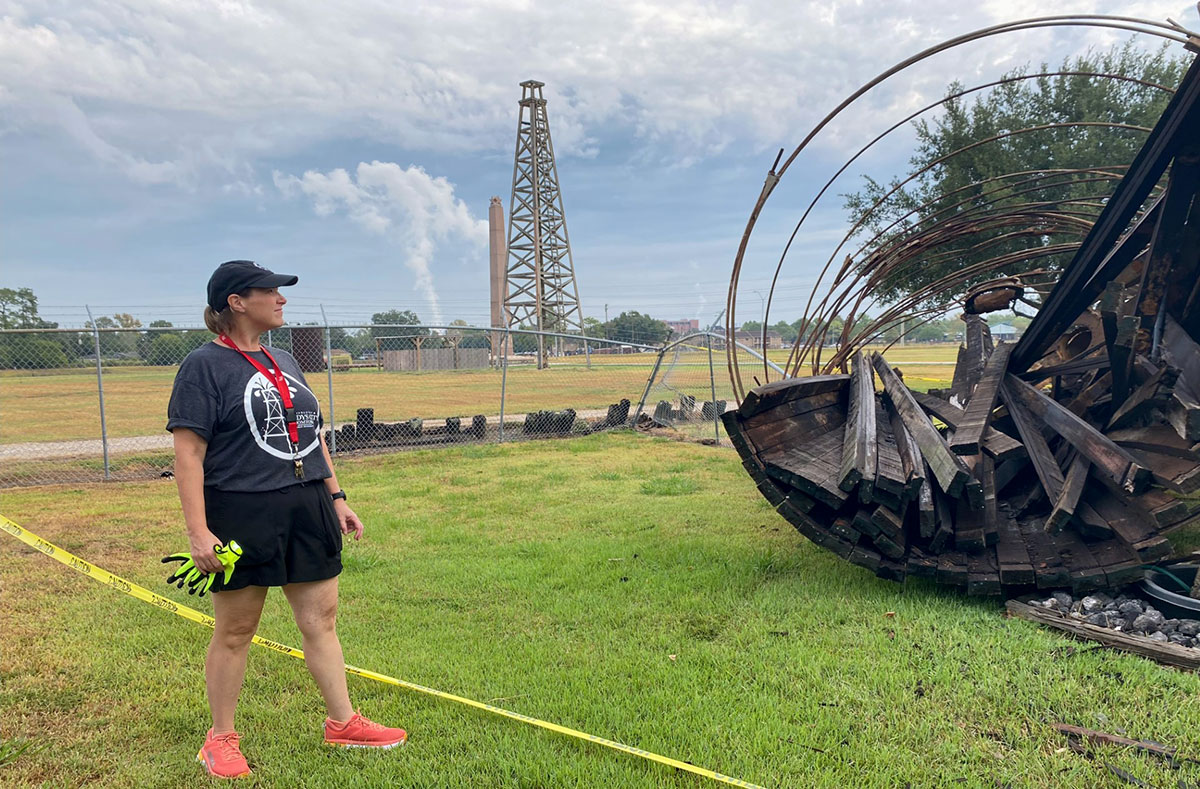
left=1034, top=591, right=1200, bottom=648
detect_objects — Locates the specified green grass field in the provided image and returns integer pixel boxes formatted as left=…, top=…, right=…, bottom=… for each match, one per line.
left=0, top=344, right=959, bottom=445
left=3, top=433, right=1199, bottom=787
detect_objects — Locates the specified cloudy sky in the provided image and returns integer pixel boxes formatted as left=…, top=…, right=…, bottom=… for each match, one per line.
left=2, top=0, right=1195, bottom=329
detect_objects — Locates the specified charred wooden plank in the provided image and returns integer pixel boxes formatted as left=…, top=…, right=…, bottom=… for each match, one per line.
left=838, top=353, right=877, bottom=497
left=955, top=493, right=986, bottom=553
left=1018, top=518, right=1071, bottom=589
left=1110, top=314, right=1139, bottom=406
left=928, top=488, right=956, bottom=553
left=967, top=549, right=1002, bottom=596
left=957, top=315, right=991, bottom=400
left=1018, top=354, right=1109, bottom=383
left=1000, top=379, right=1065, bottom=503
left=911, top=390, right=1024, bottom=461
left=737, top=374, right=849, bottom=420
left=1002, top=374, right=1152, bottom=495
left=1046, top=452, right=1089, bottom=534
left=829, top=517, right=860, bottom=544
left=916, top=475, right=936, bottom=540
left=1166, top=377, right=1200, bottom=441
left=936, top=551, right=969, bottom=587
left=906, top=548, right=939, bottom=579
left=950, top=342, right=1013, bottom=456
left=1006, top=600, right=1200, bottom=671
left=1083, top=483, right=1171, bottom=561
left=765, top=441, right=850, bottom=510
left=995, top=511, right=1036, bottom=586
left=1107, top=363, right=1178, bottom=430
left=870, top=503, right=905, bottom=541
left=979, top=454, right=999, bottom=548
left=1074, top=502, right=1116, bottom=540
left=1065, top=370, right=1113, bottom=419
left=888, top=403, right=925, bottom=497
left=848, top=544, right=882, bottom=573
left=872, top=401, right=908, bottom=501
left=876, top=559, right=907, bottom=583
left=741, top=388, right=845, bottom=431
left=873, top=352, right=974, bottom=501
left=1130, top=147, right=1200, bottom=342
left=751, top=404, right=847, bottom=455
left=1088, top=539, right=1144, bottom=588
left=1110, top=424, right=1200, bottom=493
left=1052, top=519, right=1108, bottom=591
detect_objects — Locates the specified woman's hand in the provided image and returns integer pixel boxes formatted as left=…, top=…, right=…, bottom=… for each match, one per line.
left=187, top=527, right=224, bottom=574
left=334, top=500, right=364, bottom=541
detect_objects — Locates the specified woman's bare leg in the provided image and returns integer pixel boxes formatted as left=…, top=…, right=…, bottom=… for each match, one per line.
left=282, top=577, right=354, bottom=722
left=207, top=585, right=269, bottom=733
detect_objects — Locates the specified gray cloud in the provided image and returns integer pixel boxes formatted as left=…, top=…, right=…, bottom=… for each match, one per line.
left=4, top=0, right=1190, bottom=187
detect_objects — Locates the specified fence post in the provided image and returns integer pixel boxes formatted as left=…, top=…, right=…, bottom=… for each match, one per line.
left=320, top=305, right=336, bottom=455
left=706, top=332, right=720, bottom=443
left=631, top=345, right=667, bottom=427
left=498, top=329, right=510, bottom=442
left=85, top=305, right=111, bottom=481
left=585, top=338, right=591, bottom=370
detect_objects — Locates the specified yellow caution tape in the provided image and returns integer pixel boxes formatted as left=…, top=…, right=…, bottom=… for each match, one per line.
left=0, top=514, right=767, bottom=789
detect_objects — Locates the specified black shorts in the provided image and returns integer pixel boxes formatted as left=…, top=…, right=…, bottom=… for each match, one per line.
left=203, top=480, right=343, bottom=592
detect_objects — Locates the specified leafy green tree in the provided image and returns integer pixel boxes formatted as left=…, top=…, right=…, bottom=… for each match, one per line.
left=370, top=309, right=427, bottom=351
left=0, top=288, right=43, bottom=329
left=841, top=44, right=1186, bottom=307
left=601, top=311, right=669, bottom=345
left=148, top=334, right=189, bottom=365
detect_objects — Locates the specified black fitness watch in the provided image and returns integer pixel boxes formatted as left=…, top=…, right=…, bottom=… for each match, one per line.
left=331, top=490, right=347, bottom=502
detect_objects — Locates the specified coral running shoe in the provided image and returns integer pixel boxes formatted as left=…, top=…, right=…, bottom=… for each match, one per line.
left=197, top=728, right=251, bottom=779
left=324, top=711, right=407, bottom=749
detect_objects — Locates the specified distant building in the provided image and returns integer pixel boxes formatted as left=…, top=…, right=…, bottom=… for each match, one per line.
left=666, top=319, right=700, bottom=337
left=990, top=323, right=1021, bottom=342
left=734, top=329, right=784, bottom=350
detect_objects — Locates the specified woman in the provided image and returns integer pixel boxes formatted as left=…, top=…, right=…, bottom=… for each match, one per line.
left=167, top=260, right=405, bottom=779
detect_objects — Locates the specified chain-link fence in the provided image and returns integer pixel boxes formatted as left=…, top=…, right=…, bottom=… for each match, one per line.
left=631, top=332, right=784, bottom=443
left=1, top=321, right=745, bottom=487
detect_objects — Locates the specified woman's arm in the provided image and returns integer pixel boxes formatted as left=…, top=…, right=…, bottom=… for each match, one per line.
left=319, top=433, right=363, bottom=541
left=173, top=427, right=223, bottom=573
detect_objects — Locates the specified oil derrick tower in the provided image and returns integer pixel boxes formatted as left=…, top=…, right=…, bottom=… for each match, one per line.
left=503, top=80, right=583, bottom=367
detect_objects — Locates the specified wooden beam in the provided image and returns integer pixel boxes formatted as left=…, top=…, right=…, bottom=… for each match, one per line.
left=955, top=315, right=991, bottom=401
left=949, top=342, right=1013, bottom=456
left=911, top=390, right=1024, bottom=461
left=872, top=401, right=908, bottom=501
left=1107, top=363, right=1178, bottom=430
left=838, top=352, right=877, bottom=497
left=872, top=352, right=975, bottom=502
left=1007, top=601, right=1200, bottom=671
left=888, top=404, right=925, bottom=497
left=999, top=378, right=1065, bottom=503
left=1003, top=374, right=1152, bottom=495
left=738, top=374, right=849, bottom=420
left=1046, top=452, right=1089, bottom=534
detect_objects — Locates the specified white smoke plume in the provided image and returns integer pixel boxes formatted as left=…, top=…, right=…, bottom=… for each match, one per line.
left=274, top=162, right=487, bottom=324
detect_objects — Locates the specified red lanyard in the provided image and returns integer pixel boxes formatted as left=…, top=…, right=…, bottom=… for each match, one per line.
left=219, top=334, right=301, bottom=449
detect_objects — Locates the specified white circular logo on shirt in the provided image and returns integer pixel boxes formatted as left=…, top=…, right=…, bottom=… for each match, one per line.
left=242, top=371, right=322, bottom=460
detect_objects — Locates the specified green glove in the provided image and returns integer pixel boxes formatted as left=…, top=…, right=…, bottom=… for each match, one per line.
left=162, top=540, right=242, bottom=596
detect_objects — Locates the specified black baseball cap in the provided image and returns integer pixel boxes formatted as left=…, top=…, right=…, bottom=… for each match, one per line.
left=207, top=260, right=299, bottom=311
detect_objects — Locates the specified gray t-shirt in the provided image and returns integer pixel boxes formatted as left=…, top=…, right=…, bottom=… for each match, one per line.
left=166, top=342, right=331, bottom=492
